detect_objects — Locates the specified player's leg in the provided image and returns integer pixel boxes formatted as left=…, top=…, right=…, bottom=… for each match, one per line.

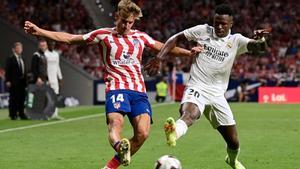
left=164, top=102, right=201, bottom=146
left=128, top=91, right=152, bottom=155
left=211, top=96, right=245, bottom=169
left=103, top=90, right=131, bottom=169
left=164, top=87, right=205, bottom=146
left=129, top=113, right=151, bottom=155
left=218, top=125, right=245, bottom=169
left=104, top=112, right=125, bottom=169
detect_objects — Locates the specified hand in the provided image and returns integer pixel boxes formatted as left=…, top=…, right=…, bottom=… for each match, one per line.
left=190, top=44, right=204, bottom=57
left=5, top=82, right=11, bottom=88
left=24, top=21, right=41, bottom=35
left=144, top=58, right=161, bottom=76
left=253, top=28, right=272, bottom=40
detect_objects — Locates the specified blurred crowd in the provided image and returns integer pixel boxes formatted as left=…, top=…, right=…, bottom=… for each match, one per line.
left=1, top=0, right=299, bottom=86
left=128, top=0, right=300, bottom=87
left=0, top=0, right=105, bottom=79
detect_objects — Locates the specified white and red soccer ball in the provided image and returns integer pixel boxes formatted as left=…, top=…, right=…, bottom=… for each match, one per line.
left=154, top=155, right=182, bottom=169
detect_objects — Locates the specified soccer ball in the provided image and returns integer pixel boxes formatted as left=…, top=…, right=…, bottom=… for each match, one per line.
left=154, top=155, right=182, bottom=169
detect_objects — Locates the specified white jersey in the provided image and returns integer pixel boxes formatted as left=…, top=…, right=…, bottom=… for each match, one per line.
left=183, top=24, right=251, bottom=96
left=45, top=49, right=62, bottom=94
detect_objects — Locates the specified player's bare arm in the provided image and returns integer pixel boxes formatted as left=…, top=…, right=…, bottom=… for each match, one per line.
left=156, top=32, right=191, bottom=60
left=144, top=32, right=203, bottom=76
left=247, top=28, right=271, bottom=54
left=152, top=40, right=198, bottom=58
left=24, top=21, right=84, bottom=44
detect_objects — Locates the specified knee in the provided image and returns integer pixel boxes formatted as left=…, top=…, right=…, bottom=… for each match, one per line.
left=181, top=110, right=200, bottom=126
left=109, top=118, right=123, bottom=126
left=138, top=129, right=149, bottom=141
left=189, top=110, right=200, bottom=120
left=135, top=129, right=149, bottom=143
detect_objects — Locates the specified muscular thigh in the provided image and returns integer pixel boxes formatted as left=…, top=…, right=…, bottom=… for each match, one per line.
left=204, top=96, right=236, bottom=129
left=130, top=113, right=151, bottom=134
left=181, top=87, right=208, bottom=114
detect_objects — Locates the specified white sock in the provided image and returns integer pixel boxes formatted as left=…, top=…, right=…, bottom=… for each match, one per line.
left=175, top=119, right=188, bottom=139
left=227, top=147, right=240, bottom=164
left=52, top=108, right=58, bottom=117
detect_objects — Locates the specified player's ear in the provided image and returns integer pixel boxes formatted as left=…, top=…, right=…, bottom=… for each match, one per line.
left=229, top=17, right=233, bottom=28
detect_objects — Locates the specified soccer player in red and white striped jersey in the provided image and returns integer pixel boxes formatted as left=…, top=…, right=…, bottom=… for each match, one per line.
left=24, top=0, right=201, bottom=168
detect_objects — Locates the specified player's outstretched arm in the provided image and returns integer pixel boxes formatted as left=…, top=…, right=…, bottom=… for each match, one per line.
left=24, top=21, right=84, bottom=44
left=155, top=32, right=194, bottom=60
left=144, top=32, right=203, bottom=76
left=247, top=28, right=271, bottom=54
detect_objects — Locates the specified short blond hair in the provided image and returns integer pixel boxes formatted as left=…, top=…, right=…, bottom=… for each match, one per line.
left=117, top=0, right=143, bottom=19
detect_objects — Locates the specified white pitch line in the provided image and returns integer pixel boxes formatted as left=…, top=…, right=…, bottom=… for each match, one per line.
left=0, top=114, right=103, bottom=134
left=0, top=102, right=174, bottom=134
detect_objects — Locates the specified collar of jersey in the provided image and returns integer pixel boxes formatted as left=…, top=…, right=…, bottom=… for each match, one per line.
left=112, top=27, right=135, bottom=36
left=212, top=29, right=231, bottom=42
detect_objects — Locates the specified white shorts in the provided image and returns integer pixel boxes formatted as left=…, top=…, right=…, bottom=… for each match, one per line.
left=181, top=86, right=236, bottom=129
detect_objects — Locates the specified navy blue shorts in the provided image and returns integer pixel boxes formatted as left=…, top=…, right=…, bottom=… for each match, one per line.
left=105, top=90, right=152, bottom=122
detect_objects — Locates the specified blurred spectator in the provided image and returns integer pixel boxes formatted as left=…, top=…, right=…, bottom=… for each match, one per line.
left=155, top=77, right=168, bottom=103
left=31, top=40, right=63, bottom=120
left=45, top=41, right=64, bottom=120
left=5, top=42, right=28, bottom=120
left=0, top=0, right=299, bottom=85
left=31, top=39, right=48, bottom=85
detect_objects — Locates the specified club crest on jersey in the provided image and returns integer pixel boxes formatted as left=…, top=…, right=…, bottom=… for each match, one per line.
left=133, top=39, right=139, bottom=46
left=227, top=42, right=232, bottom=48
left=113, top=102, right=121, bottom=109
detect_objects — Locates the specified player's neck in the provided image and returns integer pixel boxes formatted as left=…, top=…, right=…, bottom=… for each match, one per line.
left=113, top=27, right=132, bottom=35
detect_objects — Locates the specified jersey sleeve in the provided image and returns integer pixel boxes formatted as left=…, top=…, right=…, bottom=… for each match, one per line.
left=236, top=34, right=252, bottom=56
left=141, top=33, right=156, bottom=48
left=82, top=29, right=109, bottom=44
left=183, top=24, right=207, bottom=42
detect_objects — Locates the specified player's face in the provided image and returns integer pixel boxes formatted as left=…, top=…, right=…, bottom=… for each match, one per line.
left=213, top=14, right=233, bottom=38
left=115, top=13, right=136, bottom=35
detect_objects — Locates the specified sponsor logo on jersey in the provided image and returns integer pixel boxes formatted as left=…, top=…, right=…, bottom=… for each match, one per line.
left=203, top=44, right=229, bottom=62
left=112, top=58, right=137, bottom=65
left=111, top=52, right=138, bottom=65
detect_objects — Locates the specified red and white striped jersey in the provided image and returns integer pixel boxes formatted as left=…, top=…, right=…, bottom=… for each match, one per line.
left=83, top=28, right=156, bottom=93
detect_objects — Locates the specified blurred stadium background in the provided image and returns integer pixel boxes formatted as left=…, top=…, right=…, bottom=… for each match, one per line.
left=0, top=0, right=299, bottom=168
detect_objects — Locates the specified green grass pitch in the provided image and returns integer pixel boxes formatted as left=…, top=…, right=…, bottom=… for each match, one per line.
left=0, top=103, right=300, bottom=169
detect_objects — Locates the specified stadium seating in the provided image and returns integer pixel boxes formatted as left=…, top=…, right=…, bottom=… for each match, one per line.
left=0, top=0, right=298, bottom=86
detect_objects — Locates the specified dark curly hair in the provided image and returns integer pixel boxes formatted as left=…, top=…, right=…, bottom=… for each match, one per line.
left=215, top=4, right=234, bottom=16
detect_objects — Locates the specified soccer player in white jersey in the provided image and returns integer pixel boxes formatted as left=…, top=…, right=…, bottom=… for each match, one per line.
left=44, top=41, right=63, bottom=119
left=24, top=0, right=201, bottom=169
left=146, top=4, right=270, bottom=169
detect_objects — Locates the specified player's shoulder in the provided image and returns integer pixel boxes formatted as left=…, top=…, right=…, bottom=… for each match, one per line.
left=230, top=33, right=248, bottom=39
left=132, top=29, right=149, bottom=36
left=90, top=27, right=113, bottom=35
left=189, top=23, right=211, bottom=30
left=188, top=24, right=213, bottom=35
